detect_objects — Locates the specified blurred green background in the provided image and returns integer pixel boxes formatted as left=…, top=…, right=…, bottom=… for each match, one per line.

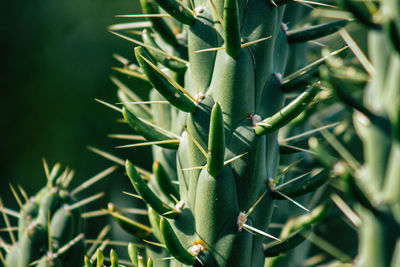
left=0, top=0, right=152, bottom=238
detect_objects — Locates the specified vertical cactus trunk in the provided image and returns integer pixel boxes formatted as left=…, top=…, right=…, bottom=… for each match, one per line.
left=172, top=2, right=288, bottom=266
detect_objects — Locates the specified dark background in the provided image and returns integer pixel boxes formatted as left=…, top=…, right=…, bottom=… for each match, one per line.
left=0, top=0, right=151, bottom=241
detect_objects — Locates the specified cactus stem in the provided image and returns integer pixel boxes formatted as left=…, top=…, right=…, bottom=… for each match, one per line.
left=286, top=19, right=349, bottom=43
left=116, top=139, right=181, bottom=149
left=110, top=249, right=119, bottom=267
left=67, top=192, right=105, bottom=211
left=0, top=197, right=16, bottom=244
left=47, top=211, right=53, bottom=254
left=264, top=226, right=312, bottom=257
left=255, top=84, right=320, bottom=135
left=143, top=239, right=167, bottom=248
left=126, top=160, right=179, bottom=218
left=123, top=108, right=182, bottom=143
left=116, top=14, right=172, bottom=18
left=137, top=53, right=197, bottom=104
left=110, top=31, right=189, bottom=65
left=95, top=98, right=123, bottom=113
left=224, top=0, right=241, bottom=57
left=71, top=165, right=119, bottom=195
left=160, top=217, right=196, bottom=265
left=207, top=102, right=225, bottom=176
left=330, top=194, right=361, bottom=227
left=272, top=190, right=310, bottom=213
left=96, top=248, right=104, bottom=266
left=154, top=0, right=196, bottom=25
left=85, top=256, right=93, bottom=267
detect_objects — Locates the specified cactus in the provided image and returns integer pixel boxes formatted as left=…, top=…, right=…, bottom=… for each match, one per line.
left=314, top=0, right=400, bottom=266
left=84, top=246, right=154, bottom=267
left=0, top=161, right=117, bottom=266
left=3, top=0, right=398, bottom=266
left=98, top=0, right=352, bottom=266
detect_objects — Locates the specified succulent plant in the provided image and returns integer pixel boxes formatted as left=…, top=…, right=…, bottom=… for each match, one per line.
left=84, top=246, right=155, bottom=267
left=0, top=161, right=117, bottom=266
left=93, top=0, right=354, bottom=266
left=311, top=0, right=400, bottom=266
